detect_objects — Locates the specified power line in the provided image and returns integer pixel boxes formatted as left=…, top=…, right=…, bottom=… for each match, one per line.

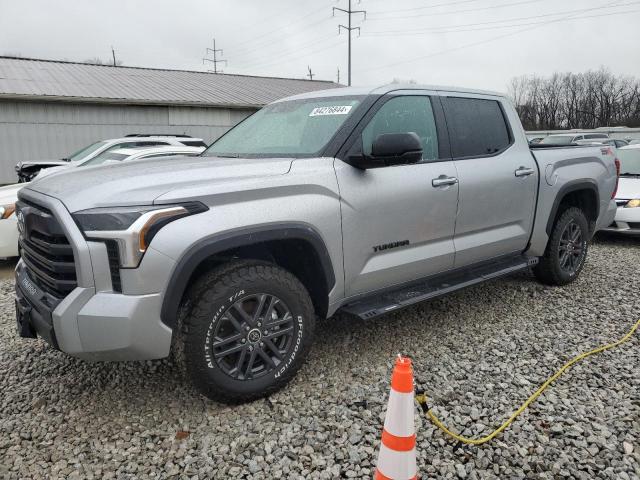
left=228, top=12, right=337, bottom=69
left=237, top=37, right=344, bottom=72
left=231, top=29, right=337, bottom=69
left=363, top=1, right=640, bottom=36
left=357, top=0, right=627, bottom=74
left=363, top=0, right=481, bottom=8
left=362, top=7, right=640, bottom=36
left=228, top=4, right=331, bottom=56
left=366, top=0, right=547, bottom=21
left=333, top=0, right=367, bottom=86
left=202, top=38, right=227, bottom=73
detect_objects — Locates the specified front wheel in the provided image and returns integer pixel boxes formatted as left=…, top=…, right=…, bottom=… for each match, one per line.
left=534, top=207, right=589, bottom=286
left=176, top=261, right=316, bottom=404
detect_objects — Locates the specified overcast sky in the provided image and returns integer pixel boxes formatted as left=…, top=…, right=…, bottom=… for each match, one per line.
left=1, top=0, right=639, bottom=91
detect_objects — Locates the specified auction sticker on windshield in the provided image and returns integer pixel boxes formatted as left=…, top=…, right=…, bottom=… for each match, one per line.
left=309, top=105, right=353, bottom=116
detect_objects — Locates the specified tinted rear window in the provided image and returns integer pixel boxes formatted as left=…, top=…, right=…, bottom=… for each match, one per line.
left=442, top=97, right=511, bottom=158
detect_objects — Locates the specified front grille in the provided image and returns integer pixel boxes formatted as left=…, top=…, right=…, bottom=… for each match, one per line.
left=629, top=222, right=640, bottom=229
left=17, top=201, right=77, bottom=298
left=616, top=199, right=629, bottom=207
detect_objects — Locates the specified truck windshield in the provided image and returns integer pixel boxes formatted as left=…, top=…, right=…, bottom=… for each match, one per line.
left=203, top=96, right=363, bottom=158
left=539, top=136, right=574, bottom=146
left=618, top=148, right=640, bottom=175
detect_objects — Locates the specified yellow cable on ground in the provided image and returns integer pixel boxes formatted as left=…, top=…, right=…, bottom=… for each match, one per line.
left=415, top=318, right=640, bottom=446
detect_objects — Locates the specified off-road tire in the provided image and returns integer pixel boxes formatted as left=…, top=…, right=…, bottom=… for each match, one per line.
left=534, top=207, right=589, bottom=286
left=175, top=260, right=315, bottom=404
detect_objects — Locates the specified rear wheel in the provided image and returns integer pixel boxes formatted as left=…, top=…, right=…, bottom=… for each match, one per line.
left=534, top=207, right=589, bottom=286
left=176, top=261, right=315, bottom=404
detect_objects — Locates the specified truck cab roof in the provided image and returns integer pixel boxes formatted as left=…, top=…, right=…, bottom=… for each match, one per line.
left=279, top=84, right=507, bottom=102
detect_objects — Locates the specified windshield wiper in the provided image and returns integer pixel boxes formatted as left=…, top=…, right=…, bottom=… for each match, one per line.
left=212, top=153, right=240, bottom=158
left=619, top=172, right=640, bottom=177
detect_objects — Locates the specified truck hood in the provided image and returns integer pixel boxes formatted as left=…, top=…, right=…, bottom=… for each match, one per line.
left=23, top=155, right=293, bottom=212
left=616, top=177, right=640, bottom=200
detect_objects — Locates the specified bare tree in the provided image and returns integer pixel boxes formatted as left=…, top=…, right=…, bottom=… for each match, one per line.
left=508, top=69, right=640, bottom=129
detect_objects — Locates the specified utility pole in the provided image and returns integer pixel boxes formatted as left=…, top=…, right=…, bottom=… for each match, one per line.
left=337, top=67, right=340, bottom=84
left=333, top=0, right=366, bottom=86
left=307, top=66, right=314, bottom=81
left=111, top=46, right=117, bottom=67
left=202, top=38, right=227, bottom=73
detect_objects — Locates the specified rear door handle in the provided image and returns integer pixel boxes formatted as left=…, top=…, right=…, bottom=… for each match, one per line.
left=515, top=167, right=535, bottom=177
left=432, top=176, right=458, bottom=187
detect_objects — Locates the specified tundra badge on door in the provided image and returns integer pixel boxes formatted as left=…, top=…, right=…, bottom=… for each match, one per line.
left=373, top=240, right=410, bottom=253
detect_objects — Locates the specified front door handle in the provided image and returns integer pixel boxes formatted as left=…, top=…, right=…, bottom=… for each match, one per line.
left=432, top=176, right=458, bottom=187
left=515, top=167, right=535, bottom=177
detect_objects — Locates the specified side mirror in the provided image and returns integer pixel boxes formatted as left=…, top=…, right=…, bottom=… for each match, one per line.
left=372, top=132, right=423, bottom=164
left=351, top=132, right=423, bottom=169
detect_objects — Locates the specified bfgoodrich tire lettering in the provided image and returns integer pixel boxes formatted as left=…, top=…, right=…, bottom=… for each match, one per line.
left=177, top=261, right=315, bottom=404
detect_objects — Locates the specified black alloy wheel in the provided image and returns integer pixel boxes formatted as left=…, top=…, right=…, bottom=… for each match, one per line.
left=557, top=219, right=586, bottom=275
left=211, top=294, right=296, bottom=380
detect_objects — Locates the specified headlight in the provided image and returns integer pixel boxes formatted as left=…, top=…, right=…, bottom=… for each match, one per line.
left=73, top=202, right=207, bottom=267
left=624, top=199, right=640, bottom=208
left=0, top=203, right=15, bottom=219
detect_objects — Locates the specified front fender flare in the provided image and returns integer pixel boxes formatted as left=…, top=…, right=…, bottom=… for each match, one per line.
left=159, top=223, right=336, bottom=329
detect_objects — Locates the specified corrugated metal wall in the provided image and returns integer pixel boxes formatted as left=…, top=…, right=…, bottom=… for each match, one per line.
left=0, top=100, right=255, bottom=184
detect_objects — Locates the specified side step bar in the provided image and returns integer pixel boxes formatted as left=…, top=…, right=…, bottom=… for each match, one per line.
left=339, top=255, right=538, bottom=320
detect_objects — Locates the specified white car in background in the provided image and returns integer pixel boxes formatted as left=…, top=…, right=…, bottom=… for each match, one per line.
left=603, top=144, right=640, bottom=235
left=538, top=132, right=609, bottom=146
left=36, top=145, right=206, bottom=179
left=16, top=135, right=207, bottom=182
left=0, top=183, right=24, bottom=258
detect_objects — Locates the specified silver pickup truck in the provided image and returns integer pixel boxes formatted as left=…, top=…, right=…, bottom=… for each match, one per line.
left=14, top=84, right=618, bottom=403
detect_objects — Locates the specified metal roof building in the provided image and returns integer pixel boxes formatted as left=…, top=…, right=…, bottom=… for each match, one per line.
left=0, top=56, right=339, bottom=183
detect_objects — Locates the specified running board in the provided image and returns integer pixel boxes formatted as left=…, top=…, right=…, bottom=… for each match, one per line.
left=339, top=255, right=538, bottom=320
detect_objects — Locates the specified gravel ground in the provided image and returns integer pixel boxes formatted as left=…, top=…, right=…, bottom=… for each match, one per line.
left=1, top=236, right=639, bottom=479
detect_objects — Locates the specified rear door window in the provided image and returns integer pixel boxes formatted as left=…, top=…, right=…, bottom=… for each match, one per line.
left=442, top=97, right=512, bottom=158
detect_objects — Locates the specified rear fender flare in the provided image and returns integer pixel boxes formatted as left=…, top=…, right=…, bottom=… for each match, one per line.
left=545, top=180, right=599, bottom=236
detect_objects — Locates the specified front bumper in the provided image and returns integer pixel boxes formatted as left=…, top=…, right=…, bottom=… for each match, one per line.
left=14, top=189, right=174, bottom=361
left=15, top=260, right=172, bottom=361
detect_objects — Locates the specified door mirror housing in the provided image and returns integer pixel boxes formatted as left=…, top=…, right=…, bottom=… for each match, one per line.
left=351, top=132, right=423, bottom=169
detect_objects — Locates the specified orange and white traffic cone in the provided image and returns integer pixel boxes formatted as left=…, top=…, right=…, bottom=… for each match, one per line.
left=374, top=355, right=417, bottom=480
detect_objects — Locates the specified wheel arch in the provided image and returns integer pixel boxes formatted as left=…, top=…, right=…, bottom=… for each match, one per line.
left=160, top=223, right=336, bottom=329
left=546, top=180, right=600, bottom=237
